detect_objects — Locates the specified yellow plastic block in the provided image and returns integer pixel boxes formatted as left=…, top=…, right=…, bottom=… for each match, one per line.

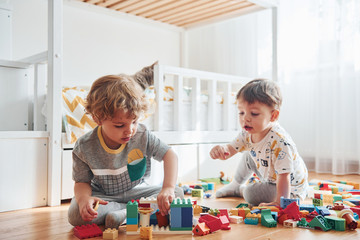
left=103, top=228, right=118, bottom=239
left=229, top=208, right=239, bottom=216
left=126, top=224, right=138, bottom=232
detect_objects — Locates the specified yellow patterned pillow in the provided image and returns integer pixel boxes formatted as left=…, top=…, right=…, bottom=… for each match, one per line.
left=62, top=87, right=97, bottom=144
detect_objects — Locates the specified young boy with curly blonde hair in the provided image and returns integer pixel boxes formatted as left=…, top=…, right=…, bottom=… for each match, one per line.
left=68, top=74, right=183, bottom=228
left=210, top=79, right=308, bottom=206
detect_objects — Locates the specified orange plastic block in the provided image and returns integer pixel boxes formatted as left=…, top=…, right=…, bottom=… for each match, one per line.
left=140, top=226, right=152, bottom=240
left=126, top=224, right=138, bottom=232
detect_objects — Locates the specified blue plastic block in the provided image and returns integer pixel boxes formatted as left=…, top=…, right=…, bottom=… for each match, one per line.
left=300, top=204, right=315, bottom=212
left=244, top=217, right=259, bottom=225
left=150, top=212, right=157, bottom=226
left=271, top=211, right=278, bottom=221
left=280, top=196, right=300, bottom=209
left=170, top=207, right=182, bottom=228
left=316, top=206, right=330, bottom=216
left=181, top=207, right=193, bottom=228
left=127, top=217, right=138, bottom=225
left=250, top=209, right=261, bottom=214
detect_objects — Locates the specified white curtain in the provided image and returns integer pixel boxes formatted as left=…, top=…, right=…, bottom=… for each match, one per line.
left=278, top=0, right=360, bottom=175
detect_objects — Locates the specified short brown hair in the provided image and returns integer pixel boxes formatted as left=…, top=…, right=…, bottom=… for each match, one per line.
left=85, top=74, right=148, bottom=121
left=236, top=78, right=282, bottom=109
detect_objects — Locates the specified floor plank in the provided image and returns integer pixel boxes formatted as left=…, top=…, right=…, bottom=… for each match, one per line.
left=0, top=172, right=359, bottom=240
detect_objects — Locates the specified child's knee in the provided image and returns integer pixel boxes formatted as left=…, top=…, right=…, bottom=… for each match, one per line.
left=67, top=198, right=81, bottom=226
left=243, top=183, right=276, bottom=206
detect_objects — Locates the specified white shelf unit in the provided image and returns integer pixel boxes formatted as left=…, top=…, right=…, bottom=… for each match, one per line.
left=0, top=0, right=63, bottom=212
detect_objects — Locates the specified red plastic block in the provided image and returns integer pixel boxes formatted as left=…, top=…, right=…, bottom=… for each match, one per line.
left=283, top=202, right=301, bottom=221
left=74, top=223, right=103, bottom=239
left=199, top=214, right=222, bottom=233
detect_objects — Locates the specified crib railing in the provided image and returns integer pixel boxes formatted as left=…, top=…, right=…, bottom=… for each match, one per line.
left=153, top=64, right=250, bottom=132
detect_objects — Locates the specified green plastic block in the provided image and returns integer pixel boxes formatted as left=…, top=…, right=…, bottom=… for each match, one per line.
left=201, top=183, right=208, bottom=192
left=325, top=216, right=346, bottom=231
left=209, top=209, right=220, bottom=216
left=191, top=189, right=204, bottom=198
left=171, top=198, right=192, bottom=208
left=261, top=209, right=277, bottom=228
left=313, top=198, right=323, bottom=207
left=309, top=215, right=332, bottom=231
left=297, top=218, right=311, bottom=228
left=236, top=203, right=249, bottom=208
left=126, top=201, right=138, bottom=218
left=333, top=195, right=343, bottom=203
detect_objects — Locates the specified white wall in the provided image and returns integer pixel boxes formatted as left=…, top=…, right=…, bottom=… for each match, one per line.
left=186, top=9, right=272, bottom=79
left=9, top=0, right=181, bottom=86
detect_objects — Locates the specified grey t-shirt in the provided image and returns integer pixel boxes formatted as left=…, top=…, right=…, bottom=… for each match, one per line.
left=72, top=123, right=169, bottom=195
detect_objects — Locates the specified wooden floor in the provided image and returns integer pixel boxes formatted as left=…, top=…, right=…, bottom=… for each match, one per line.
left=1, top=172, right=359, bottom=240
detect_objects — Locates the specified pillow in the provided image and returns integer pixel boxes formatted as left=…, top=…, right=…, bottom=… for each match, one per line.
left=62, top=87, right=97, bottom=144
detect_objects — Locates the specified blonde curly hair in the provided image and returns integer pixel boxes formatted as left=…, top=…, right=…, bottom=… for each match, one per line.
left=85, top=74, right=148, bottom=122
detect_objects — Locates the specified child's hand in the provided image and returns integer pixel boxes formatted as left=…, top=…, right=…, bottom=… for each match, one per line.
left=157, top=187, right=175, bottom=216
left=78, top=197, right=108, bottom=222
left=210, top=145, right=230, bottom=160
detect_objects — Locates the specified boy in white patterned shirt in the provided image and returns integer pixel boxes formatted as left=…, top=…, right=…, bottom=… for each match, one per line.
left=210, top=79, right=308, bottom=206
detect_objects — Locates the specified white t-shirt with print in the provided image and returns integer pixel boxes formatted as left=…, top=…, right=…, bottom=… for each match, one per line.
left=230, top=122, right=308, bottom=200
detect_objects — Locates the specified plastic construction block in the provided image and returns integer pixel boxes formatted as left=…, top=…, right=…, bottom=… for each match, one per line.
left=198, top=214, right=222, bottom=233
left=218, top=208, right=230, bottom=221
left=126, top=224, right=138, bottom=232
left=219, top=215, right=230, bottom=226
left=170, top=198, right=193, bottom=231
left=170, top=207, right=182, bottom=229
left=244, top=217, right=259, bottom=225
left=181, top=206, right=193, bottom=228
left=193, top=205, right=203, bottom=215
left=280, top=196, right=300, bottom=209
left=236, top=203, right=249, bottom=208
left=199, top=205, right=210, bottom=213
left=103, top=228, right=118, bottom=239
left=170, top=198, right=192, bottom=208
left=209, top=208, right=220, bottom=216
left=192, top=222, right=210, bottom=236
left=139, top=197, right=157, bottom=204
left=140, top=226, right=153, bottom=240
left=283, top=219, right=298, bottom=228
left=127, top=200, right=138, bottom=219
left=73, top=223, right=102, bottom=239
left=325, top=216, right=346, bottom=231
left=261, top=209, right=277, bottom=228
left=297, top=218, right=311, bottom=229
left=191, top=189, right=204, bottom=198
left=315, top=206, right=331, bottom=216
left=229, top=215, right=243, bottom=224
left=309, top=215, right=332, bottom=231
left=271, top=211, right=278, bottom=222
left=246, top=213, right=261, bottom=223
left=300, top=204, right=315, bottom=213
left=156, top=211, right=169, bottom=228
left=313, top=198, right=323, bottom=207
left=229, top=208, right=239, bottom=216
left=250, top=209, right=261, bottom=214
left=283, top=201, right=301, bottom=221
